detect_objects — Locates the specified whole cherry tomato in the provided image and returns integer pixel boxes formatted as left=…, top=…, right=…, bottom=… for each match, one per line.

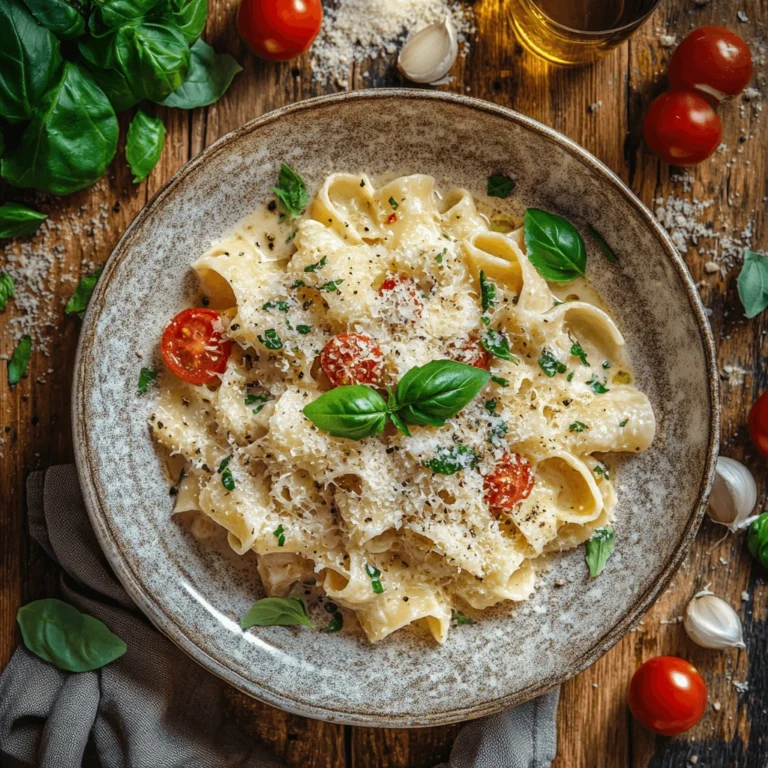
left=749, top=390, right=768, bottom=458
left=320, top=332, right=384, bottom=387
left=628, top=656, right=708, bottom=736
left=484, top=453, right=534, bottom=515
left=237, top=0, right=323, bottom=62
left=643, top=89, right=722, bottom=166
left=669, top=26, right=753, bottom=102
left=161, top=308, right=232, bottom=385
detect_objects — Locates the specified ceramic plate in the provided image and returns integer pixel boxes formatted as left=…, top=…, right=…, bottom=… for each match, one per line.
left=73, top=90, right=719, bottom=727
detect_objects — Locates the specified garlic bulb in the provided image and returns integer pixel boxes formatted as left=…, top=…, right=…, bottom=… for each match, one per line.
left=708, top=456, right=757, bottom=531
left=684, top=591, right=745, bottom=650
left=398, top=16, right=458, bottom=86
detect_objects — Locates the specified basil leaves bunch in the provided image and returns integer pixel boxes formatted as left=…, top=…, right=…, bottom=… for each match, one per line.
left=303, top=360, right=491, bottom=441
left=0, top=0, right=240, bottom=198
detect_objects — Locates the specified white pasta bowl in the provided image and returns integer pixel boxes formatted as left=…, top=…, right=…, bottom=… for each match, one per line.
left=73, top=90, right=719, bottom=726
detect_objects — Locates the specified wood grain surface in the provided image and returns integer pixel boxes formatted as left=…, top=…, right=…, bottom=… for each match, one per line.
left=1, top=0, right=766, bottom=765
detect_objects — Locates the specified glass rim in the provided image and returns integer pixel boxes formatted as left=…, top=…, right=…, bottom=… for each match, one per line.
left=530, top=0, right=664, bottom=37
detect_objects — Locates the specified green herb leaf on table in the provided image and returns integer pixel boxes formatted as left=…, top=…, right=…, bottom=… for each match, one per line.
left=272, top=163, right=308, bottom=220
left=0, top=0, right=62, bottom=124
left=480, top=329, right=519, bottom=364
left=258, top=329, right=283, bottom=350
left=365, top=564, right=384, bottom=594
left=1, top=62, right=119, bottom=195
left=737, top=250, right=768, bottom=319
left=423, top=445, right=479, bottom=475
left=538, top=348, right=566, bottom=377
left=160, top=38, right=241, bottom=109
left=585, top=527, right=615, bottom=578
left=126, top=110, right=165, bottom=183
left=0, top=273, right=15, bottom=311
left=138, top=366, right=157, bottom=394
left=487, top=174, right=515, bottom=199
left=17, top=598, right=127, bottom=672
left=65, top=266, right=103, bottom=317
left=0, top=203, right=46, bottom=238
left=22, top=0, right=85, bottom=39
left=240, top=597, right=314, bottom=630
left=303, top=386, right=388, bottom=440
left=8, top=334, right=32, bottom=385
left=479, top=270, right=496, bottom=325
left=748, top=513, right=768, bottom=570
left=586, top=225, right=618, bottom=263
left=524, top=208, right=586, bottom=283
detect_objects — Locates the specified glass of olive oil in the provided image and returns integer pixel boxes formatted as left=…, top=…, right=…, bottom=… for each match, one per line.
left=509, top=0, right=663, bottom=66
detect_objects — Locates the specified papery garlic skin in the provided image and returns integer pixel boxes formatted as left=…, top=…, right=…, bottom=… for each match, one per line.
left=398, top=16, right=459, bottom=85
left=684, top=591, right=746, bottom=650
left=708, top=456, right=757, bottom=532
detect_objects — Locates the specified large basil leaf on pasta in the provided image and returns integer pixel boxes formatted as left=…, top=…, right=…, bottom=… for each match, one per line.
left=524, top=208, right=586, bottom=283
left=0, top=0, right=62, bottom=123
left=17, top=598, right=127, bottom=671
left=394, top=360, right=490, bottom=427
left=1, top=62, right=118, bottom=194
left=303, top=385, right=388, bottom=440
left=151, top=0, right=207, bottom=43
left=22, top=0, right=86, bottom=39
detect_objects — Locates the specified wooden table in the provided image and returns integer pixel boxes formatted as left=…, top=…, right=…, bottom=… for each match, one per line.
left=1, top=0, right=765, bottom=765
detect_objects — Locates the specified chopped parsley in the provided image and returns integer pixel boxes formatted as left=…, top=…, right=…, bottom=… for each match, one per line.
left=365, top=564, right=384, bottom=594
left=388, top=196, right=399, bottom=210
left=487, top=174, right=516, bottom=199
left=566, top=371, right=575, bottom=382
left=485, top=399, right=497, bottom=415
left=245, top=393, right=271, bottom=413
left=423, top=445, right=479, bottom=475
left=491, top=375, right=509, bottom=387
left=619, top=418, right=629, bottom=427
left=273, top=524, right=285, bottom=547
left=272, top=163, right=308, bottom=219
left=481, top=329, right=519, bottom=364
left=538, top=349, right=567, bottom=377
left=435, top=248, right=446, bottom=264
left=570, top=336, right=590, bottom=366
left=318, top=279, right=344, bottom=292
left=593, top=461, right=610, bottom=480
left=451, top=610, right=475, bottom=625
left=262, top=299, right=291, bottom=312
left=602, top=360, right=612, bottom=369
left=291, top=279, right=306, bottom=288
left=587, top=376, right=610, bottom=394
left=258, top=329, right=283, bottom=350
left=219, top=455, right=236, bottom=491
left=569, top=421, right=588, bottom=432
left=138, top=366, right=158, bottom=394
left=286, top=229, right=297, bottom=243
left=479, top=270, right=497, bottom=325
left=297, top=324, right=312, bottom=334
left=304, top=255, right=327, bottom=273
left=323, top=602, right=343, bottom=633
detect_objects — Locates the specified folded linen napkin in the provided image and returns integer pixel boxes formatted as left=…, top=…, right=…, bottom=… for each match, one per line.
left=0, top=465, right=559, bottom=768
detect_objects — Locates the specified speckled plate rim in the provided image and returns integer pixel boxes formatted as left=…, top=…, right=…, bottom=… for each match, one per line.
left=73, top=89, right=720, bottom=727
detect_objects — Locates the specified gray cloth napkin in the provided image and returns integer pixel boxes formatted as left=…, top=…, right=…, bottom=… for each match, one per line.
left=0, top=465, right=559, bottom=768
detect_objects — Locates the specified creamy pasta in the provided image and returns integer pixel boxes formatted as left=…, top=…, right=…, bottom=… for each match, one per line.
left=151, top=172, right=656, bottom=644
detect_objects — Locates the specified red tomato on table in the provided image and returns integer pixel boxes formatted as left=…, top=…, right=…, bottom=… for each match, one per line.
left=320, top=332, right=384, bottom=387
left=484, top=453, right=534, bottom=515
left=628, top=656, right=708, bottom=736
left=161, top=308, right=232, bottom=385
left=669, top=26, right=753, bottom=102
left=643, top=89, right=722, bottom=166
left=749, top=391, right=768, bottom=458
left=238, top=0, right=323, bottom=62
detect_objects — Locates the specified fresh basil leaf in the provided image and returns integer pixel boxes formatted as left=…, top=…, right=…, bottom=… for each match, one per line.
left=480, top=329, right=518, bottom=364
left=586, top=225, right=618, bottom=263
left=0, top=203, right=46, bottom=238
left=0, top=272, right=14, bottom=310
left=587, top=375, right=609, bottom=394
left=221, top=467, right=235, bottom=491
left=423, top=444, right=479, bottom=475
left=538, top=348, right=566, bottom=377
left=17, top=598, right=127, bottom=672
left=2, top=62, right=118, bottom=195
left=160, top=38, right=240, bottom=109
left=524, top=208, right=586, bottom=283
left=82, top=62, right=140, bottom=112
left=0, top=0, right=62, bottom=124
left=241, top=597, right=314, bottom=630
left=569, top=421, right=588, bottom=432
left=8, top=334, right=31, bottom=385
left=737, top=250, right=768, bottom=319
left=394, top=359, right=490, bottom=427
left=479, top=270, right=496, bottom=325
left=585, top=527, right=614, bottom=578
left=138, top=365, right=157, bottom=393
left=487, top=174, right=515, bottom=199
left=569, top=336, right=589, bottom=366
left=150, top=0, right=207, bottom=42
left=126, top=109, right=165, bottom=183
left=22, top=0, right=85, bottom=38
left=304, top=256, right=326, bottom=273
left=451, top=610, right=474, bottom=625
left=65, top=266, right=103, bottom=317
left=303, top=386, right=388, bottom=440
left=388, top=410, right=411, bottom=437
left=272, top=163, right=307, bottom=219
left=94, top=0, right=162, bottom=27
left=258, top=328, right=282, bottom=350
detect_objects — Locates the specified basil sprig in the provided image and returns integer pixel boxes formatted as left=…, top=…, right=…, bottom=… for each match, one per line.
left=272, top=163, right=307, bottom=219
left=737, top=250, right=768, bottom=319
left=17, top=598, right=127, bottom=672
left=303, top=360, right=490, bottom=441
left=585, top=527, right=615, bottom=578
left=241, top=597, right=314, bottom=630
left=524, top=208, right=586, bottom=282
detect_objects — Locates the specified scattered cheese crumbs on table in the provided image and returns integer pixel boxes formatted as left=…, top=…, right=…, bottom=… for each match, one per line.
left=713, top=701, right=722, bottom=711
left=733, top=680, right=749, bottom=693
left=741, top=590, right=750, bottom=602
left=659, top=34, right=677, bottom=47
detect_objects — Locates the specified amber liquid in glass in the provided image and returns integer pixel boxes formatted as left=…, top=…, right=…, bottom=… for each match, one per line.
left=510, top=0, right=661, bottom=65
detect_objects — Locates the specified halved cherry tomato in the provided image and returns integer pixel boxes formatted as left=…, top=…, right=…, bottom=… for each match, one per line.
left=378, top=274, right=424, bottom=318
left=237, top=0, right=323, bottom=62
left=749, top=390, right=768, bottom=458
left=628, top=656, right=708, bottom=736
left=669, top=26, right=753, bottom=102
left=446, top=336, right=490, bottom=370
left=484, top=453, right=534, bottom=515
left=643, top=89, right=722, bottom=166
left=320, top=332, right=384, bottom=387
left=161, top=308, right=232, bottom=385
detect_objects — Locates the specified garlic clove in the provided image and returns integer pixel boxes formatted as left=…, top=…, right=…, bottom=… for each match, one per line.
left=684, top=591, right=746, bottom=650
left=708, top=456, right=757, bottom=532
left=398, top=16, right=459, bottom=86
